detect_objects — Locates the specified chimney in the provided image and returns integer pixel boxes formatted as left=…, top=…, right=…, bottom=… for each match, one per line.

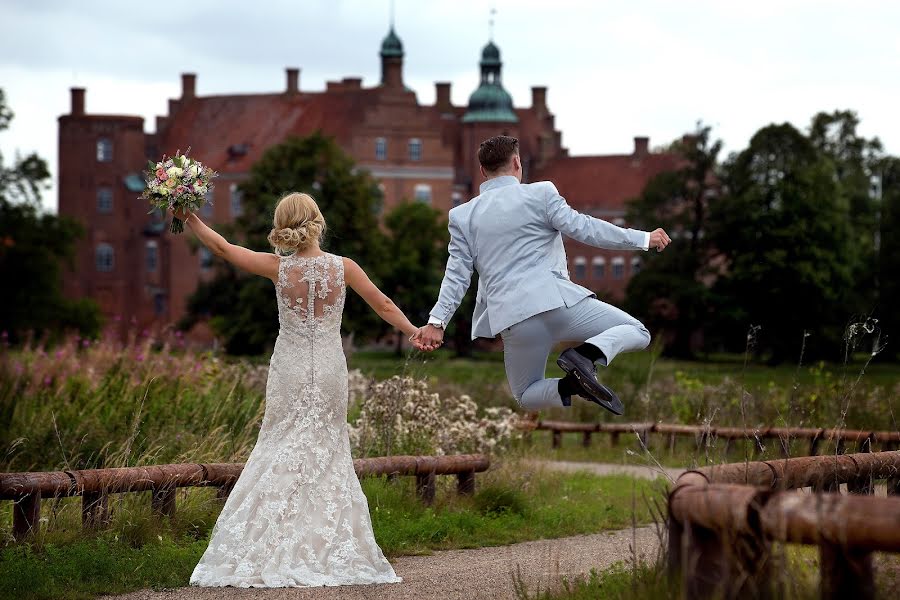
left=342, top=77, right=362, bottom=89
left=285, top=67, right=299, bottom=94
left=531, top=86, right=547, bottom=113
left=634, top=136, right=649, bottom=156
left=435, top=82, right=451, bottom=112
left=70, top=87, right=85, bottom=116
left=181, top=73, right=196, bottom=99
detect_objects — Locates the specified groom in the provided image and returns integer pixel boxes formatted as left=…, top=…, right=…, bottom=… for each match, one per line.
left=412, top=136, right=670, bottom=414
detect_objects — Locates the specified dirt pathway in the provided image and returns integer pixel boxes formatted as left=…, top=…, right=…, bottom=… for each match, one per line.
left=109, top=462, right=671, bottom=600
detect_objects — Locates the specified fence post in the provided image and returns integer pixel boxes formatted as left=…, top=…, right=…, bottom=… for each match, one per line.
left=610, top=431, right=620, bottom=447
left=582, top=431, right=592, bottom=448
left=416, top=472, right=436, bottom=505
left=151, top=486, right=176, bottom=517
left=13, top=492, right=41, bottom=541
left=819, top=544, right=874, bottom=600
left=82, top=491, right=109, bottom=529
left=456, top=470, right=475, bottom=496
left=551, top=430, right=562, bottom=449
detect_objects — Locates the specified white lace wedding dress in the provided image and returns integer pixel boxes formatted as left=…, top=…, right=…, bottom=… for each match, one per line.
left=190, top=253, right=401, bottom=588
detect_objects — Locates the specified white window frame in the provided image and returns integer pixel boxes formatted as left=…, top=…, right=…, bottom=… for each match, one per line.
left=414, top=183, right=432, bottom=204
left=574, top=256, right=587, bottom=279
left=375, top=137, right=387, bottom=161
left=408, top=138, right=422, bottom=162
left=96, top=138, right=113, bottom=162
left=592, top=256, right=606, bottom=279
left=631, top=256, right=642, bottom=275
left=612, top=256, right=625, bottom=279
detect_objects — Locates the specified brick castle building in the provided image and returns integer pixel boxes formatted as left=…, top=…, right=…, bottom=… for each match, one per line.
left=58, top=27, right=680, bottom=337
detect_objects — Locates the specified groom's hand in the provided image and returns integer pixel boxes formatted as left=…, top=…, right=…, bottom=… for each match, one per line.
left=649, top=228, right=671, bottom=252
left=413, top=324, right=444, bottom=352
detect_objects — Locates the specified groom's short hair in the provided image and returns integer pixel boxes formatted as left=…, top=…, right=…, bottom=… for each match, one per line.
left=478, top=136, right=519, bottom=173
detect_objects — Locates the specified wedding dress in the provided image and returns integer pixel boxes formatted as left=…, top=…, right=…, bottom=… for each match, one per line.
left=190, top=253, right=401, bottom=588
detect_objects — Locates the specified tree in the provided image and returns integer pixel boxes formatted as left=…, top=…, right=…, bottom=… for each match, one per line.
left=0, top=89, right=101, bottom=342
left=381, top=202, right=449, bottom=354
left=808, top=110, right=883, bottom=320
left=625, top=124, right=721, bottom=358
left=708, top=123, right=854, bottom=363
left=876, top=156, right=900, bottom=360
left=184, top=133, right=387, bottom=355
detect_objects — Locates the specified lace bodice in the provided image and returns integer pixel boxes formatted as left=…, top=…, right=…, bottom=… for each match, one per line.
left=276, top=253, right=346, bottom=337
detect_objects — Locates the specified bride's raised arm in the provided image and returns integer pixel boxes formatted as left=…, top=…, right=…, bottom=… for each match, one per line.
left=179, top=211, right=279, bottom=282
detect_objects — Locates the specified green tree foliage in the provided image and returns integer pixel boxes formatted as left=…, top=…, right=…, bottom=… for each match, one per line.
left=625, top=124, right=721, bottom=358
left=807, top=110, right=883, bottom=319
left=184, top=133, right=388, bottom=354
left=877, top=156, right=900, bottom=360
left=708, top=123, right=854, bottom=363
left=0, top=89, right=100, bottom=342
left=382, top=201, right=449, bottom=354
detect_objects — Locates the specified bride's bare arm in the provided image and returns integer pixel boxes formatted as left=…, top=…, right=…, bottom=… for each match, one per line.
left=343, top=258, right=419, bottom=339
left=181, top=212, right=279, bottom=282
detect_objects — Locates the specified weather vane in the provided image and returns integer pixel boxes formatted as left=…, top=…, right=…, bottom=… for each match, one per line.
left=489, top=7, right=497, bottom=40
left=390, top=0, right=396, bottom=27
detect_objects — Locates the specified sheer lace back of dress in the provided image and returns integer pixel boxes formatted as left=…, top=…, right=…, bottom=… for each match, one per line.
left=276, top=254, right=345, bottom=333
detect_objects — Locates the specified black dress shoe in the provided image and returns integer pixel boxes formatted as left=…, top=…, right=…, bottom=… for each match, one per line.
left=557, top=349, right=624, bottom=415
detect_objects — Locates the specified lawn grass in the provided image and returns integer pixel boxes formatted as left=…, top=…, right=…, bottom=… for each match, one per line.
left=0, top=463, right=665, bottom=600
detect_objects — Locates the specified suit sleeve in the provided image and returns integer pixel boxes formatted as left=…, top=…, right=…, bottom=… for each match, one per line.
left=544, top=182, right=649, bottom=250
left=428, top=212, right=475, bottom=327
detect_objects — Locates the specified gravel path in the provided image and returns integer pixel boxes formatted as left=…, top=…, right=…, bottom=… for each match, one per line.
left=108, top=462, right=670, bottom=600
left=108, top=527, right=661, bottom=600
left=529, top=459, right=686, bottom=483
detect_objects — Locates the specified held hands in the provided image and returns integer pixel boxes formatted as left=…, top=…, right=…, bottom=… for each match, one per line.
left=409, top=324, right=444, bottom=352
left=649, top=228, right=671, bottom=252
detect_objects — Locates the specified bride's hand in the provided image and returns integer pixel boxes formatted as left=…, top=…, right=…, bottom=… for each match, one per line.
left=172, top=207, right=192, bottom=221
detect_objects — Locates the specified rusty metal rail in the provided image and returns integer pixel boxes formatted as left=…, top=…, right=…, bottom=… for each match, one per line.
left=523, top=418, right=900, bottom=456
left=668, top=450, right=900, bottom=599
left=1, top=454, right=490, bottom=541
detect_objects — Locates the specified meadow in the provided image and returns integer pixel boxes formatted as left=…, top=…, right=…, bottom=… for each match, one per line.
left=0, top=331, right=898, bottom=598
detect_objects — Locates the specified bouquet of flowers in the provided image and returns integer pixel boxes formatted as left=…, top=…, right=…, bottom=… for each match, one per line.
left=141, top=150, right=217, bottom=234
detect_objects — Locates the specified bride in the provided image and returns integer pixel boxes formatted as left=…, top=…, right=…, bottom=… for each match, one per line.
left=180, top=192, right=420, bottom=588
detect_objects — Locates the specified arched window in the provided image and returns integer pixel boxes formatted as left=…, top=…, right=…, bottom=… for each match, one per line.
left=96, top=187, right=113, bottom=213
left=592, top=256, right=606, bottom=279
left=451, top=191, right=463, bottom=207
left=375, top=137, right=387, bottom=161
left=612, top=256, right=625, bottom=279
left=408, top=138, right=422, bottom=162
left=145, top=241, right=158, bottom=272
left=96, top=138, right=113, bottom=162
left=631, top=256, right=642, bottom=275
left=414, top=184, right=432, bottom=204
left=95, top=243, right=114, bottom=272
left=574, top=256, right=587, bottom=280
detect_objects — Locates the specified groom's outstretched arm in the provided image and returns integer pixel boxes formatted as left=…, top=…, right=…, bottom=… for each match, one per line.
left=428, top=212, right=475, bottom=329
left=543, top=182, right=667, bottom=251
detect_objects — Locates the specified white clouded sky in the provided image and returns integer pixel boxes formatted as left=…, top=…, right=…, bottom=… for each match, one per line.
left=2, top=0, right=899, bottom=211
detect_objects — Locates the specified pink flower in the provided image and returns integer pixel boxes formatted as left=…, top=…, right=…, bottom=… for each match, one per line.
left=82, top=339, right=90, bottom=348
left=176, top=185, right=186, bottom=195
left=43, top=376, right=52, bottom=386
left=157, top=169, right=167, bottom=181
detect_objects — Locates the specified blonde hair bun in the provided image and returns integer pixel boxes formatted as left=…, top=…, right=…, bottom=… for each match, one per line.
left=267, top=192, right=326, bottom=253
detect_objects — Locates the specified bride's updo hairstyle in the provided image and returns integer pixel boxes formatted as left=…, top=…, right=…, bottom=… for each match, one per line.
left=267, top=192, right=326, bottom=254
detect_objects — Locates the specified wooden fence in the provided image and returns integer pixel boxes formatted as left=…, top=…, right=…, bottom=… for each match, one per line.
left=523, top=418, right=900, bottom=456
left=668, top=450, right=900, bottom=599
left=0, top=454, right=490, bottom=541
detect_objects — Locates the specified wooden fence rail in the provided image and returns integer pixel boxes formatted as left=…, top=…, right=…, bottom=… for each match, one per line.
left=1, top=454, right=490, bottom=541
left=524, top=418, right=900, bottom=456
left=667, top=450, right=900, bottom=599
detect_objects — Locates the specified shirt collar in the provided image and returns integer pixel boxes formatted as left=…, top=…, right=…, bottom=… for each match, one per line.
left=479, top=175, right=519, bottom=194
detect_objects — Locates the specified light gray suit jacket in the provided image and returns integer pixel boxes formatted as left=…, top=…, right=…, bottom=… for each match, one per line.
left=429, top=175, right=650, bottom=339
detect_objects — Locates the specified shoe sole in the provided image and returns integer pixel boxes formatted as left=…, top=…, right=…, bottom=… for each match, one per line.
left=557, top=355, right=625, bottom=416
